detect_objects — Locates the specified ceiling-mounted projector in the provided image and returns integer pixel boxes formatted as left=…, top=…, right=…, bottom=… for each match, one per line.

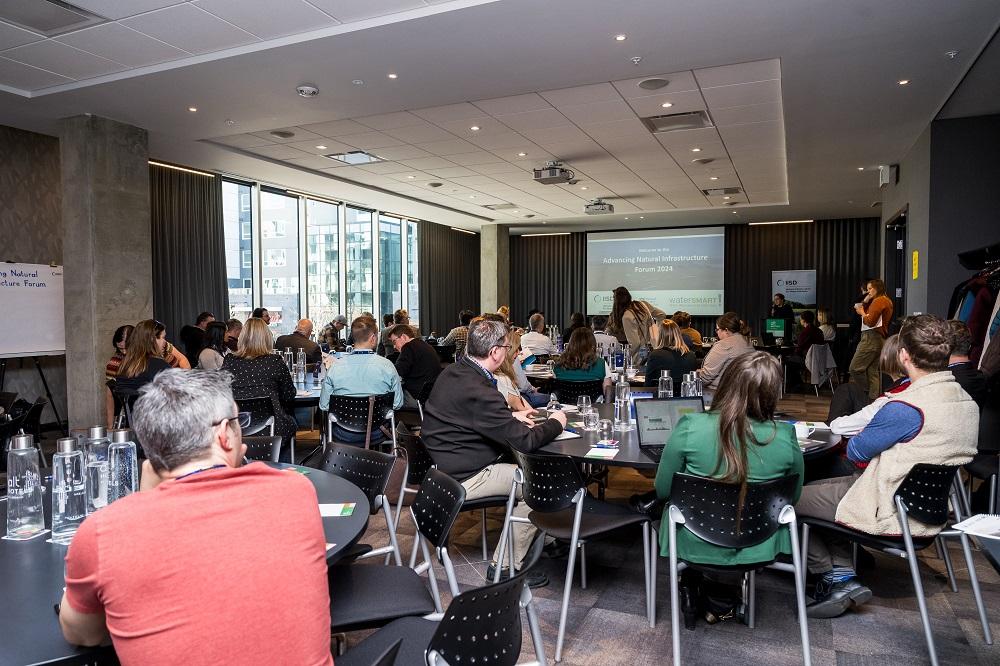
left=533, top=161, right=575, bottom=184
left=584, top=199, right=614, bottom=215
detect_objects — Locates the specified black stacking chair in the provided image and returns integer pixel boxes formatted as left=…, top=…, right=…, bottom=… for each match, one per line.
left=414, top=379, right=436, bottom=422
left=108, top=381, right=142, bottom=429
left=495, top=450, right=651, bottom=662
left=965, top=453, right=998, bottom=514
left=328, top=469, right=466, bottom=642
left=242, top=435, right=282, bottom=464
left=397, top=430, right=436, bottom=567
left=337, top=534, right=549, bottom=666
left=0, top=391, right=17, bottom=414
left=235, top=395, right=293, bottom=461
left=321, top=443, right=403, bottom=566
left=433, top=344, right=456, bottom=364
left=551, top=379, right=604, bottom=404
left=326, top=392, right=397, bottom=451
left=663, top=474, right=809, bottom=666
left=20, top=396, right=47, bottom=439
left=801, top=464, right=992, bottom=666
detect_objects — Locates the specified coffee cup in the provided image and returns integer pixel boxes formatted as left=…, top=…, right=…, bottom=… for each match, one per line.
left=794, top=422, right=815, bottom=440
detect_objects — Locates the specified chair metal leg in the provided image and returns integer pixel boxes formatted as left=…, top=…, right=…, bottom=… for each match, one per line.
left=852, top=542, right=858, bottom=571
left=481, top=509, right=489, bottom=561
left=959, top=531, right=993, bottom=644
left=579, top=542, right=587, bottom=589
left=555, top=501, right=584, bottom=662
left=419, top=535, right=443, bottom=614
left=787, top=517, right=812, bottom=666
left=936, top=538, right=957, bottom=593
left=522, top=585, right=550, bottom=666
left=991, top=473, right=998, bottom=514
left=669, top=514, right=682, bottom=666
left=650, top=525, right=658, bottom=626
left=382, top=498, right=403, bottom=566
left=642, top=522, right=653, bottom=627
left=897, top=501, right=939, bottom=666
left=746, top=570, right=757, bottom=629
left=801, top=523, right=811, bottom=573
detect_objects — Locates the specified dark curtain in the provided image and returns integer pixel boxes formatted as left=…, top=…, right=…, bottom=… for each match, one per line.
left=509, top=233, right=587, bottom=329
left=418, top=221, right=480, bottom=335
left=149, top=165, right=228, bottom=343
left=724, top=218, right=881, bottom=335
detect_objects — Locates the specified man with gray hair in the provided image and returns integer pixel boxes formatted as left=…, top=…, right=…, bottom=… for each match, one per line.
left=520, top=312, right=557, bottom=357
left=421, top=318, right=567, bottom=587
left=58, top=370, right=333, bottom=665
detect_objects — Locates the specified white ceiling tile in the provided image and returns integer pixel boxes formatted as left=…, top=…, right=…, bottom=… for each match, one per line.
left=655, top=126, right=724, bottom=153
left=415, top=138, right=480, bottom=156
left=612, top=71, right=698, bottom=98
left=710, top=101, right=783, bottom=127
left=467, top=131, right=530, bottom=150
left=519, top=124, right=591, bottom=144
left=251, top=127, right=324, bottom=143
left=353, top=111, right=425, bottom=131
left=368, top=144, right=432, bottom=160
left=338, top=131, right=406, bottom=150
left=471, top=162, right=527, bottom=175
left=625, top=90, right=707, bottom=118
left=540, top=83, right=619, bottom=107
left=694, top=59, right=780, bottom=88
left=746, top=191, right=788, bottom=204
left=383, top=123, right=455, bottom=144
left=533, top=138, right=607, bottom=160
left=194, top=0, right=338, bottom=39
left=307, top=0, right=425, bottom=22
left=474, top=93, right=552, bottom=116
left=559, top=99, right=636, bottom=125
left=717, top=121, right=784, bottom=151
left=299, top=119, right=373, bottom=137
left=0, top=55, right=72, bottom=89
left=398, top=156, right=456, bottom=170
left=284, top=155, right=344, bottom=169
left=121, top=4, right=258, bottom=55
left=55, top=23, right=188, bottom=68
left=435, top=116, right=506, bottom=136
left=287, top=139, right=354, bottom=154
left=339, top=170, right=395, bottom=186
left=427, top=166, right=477, bottom=178
left=701, top=79, right=781, bottom=109
left=582, top=118, right=650, bottom=142
left=69, top=0, right=187, bottom=20
left=412, top=102, right=484, bottom=123
left=495, top=108, right=570, bottom=132
left=447, top=175, right=500, bottom=187
left=208, top=133, right=275, bottom=148
left=355, top=161, right=413, bottom=174
left=0, top=21, right=44, bottom=50
left=3, top=40, right=125, bottom=79
left=247, top=144, right=311, bottom=159
left=386, top=171, right=435, bottom=182
left=448, top=151, right=508, bottom=166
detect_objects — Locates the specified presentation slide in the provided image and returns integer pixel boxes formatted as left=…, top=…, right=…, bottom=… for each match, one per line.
left=586, top=227, right=725, bottom=316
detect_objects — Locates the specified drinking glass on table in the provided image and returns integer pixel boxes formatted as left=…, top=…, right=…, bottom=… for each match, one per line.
left=598, top=418, right=613, bottom=439
left=576, top=395, right=592, bottom=414
left=583, top=410, right=600, bottom=431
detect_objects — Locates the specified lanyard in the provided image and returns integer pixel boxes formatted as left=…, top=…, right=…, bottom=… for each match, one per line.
left=175, top=464, right=227, bottom=481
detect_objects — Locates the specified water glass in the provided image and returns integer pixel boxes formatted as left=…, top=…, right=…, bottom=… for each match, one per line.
left=598, top=418, right=613, bottom=439
left=108, top=441, right=139, bottom=503
left=576, top=395, right=592, bottom=414
left=583, top=410, right=600, bottom=431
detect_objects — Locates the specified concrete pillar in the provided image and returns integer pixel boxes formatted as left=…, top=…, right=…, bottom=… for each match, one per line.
left=61, top=115, right=152, bottom=426
left=480, top=224, right=510, bottom=313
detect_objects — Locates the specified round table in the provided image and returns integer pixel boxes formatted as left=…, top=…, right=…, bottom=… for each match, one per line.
left=0, top=463, right=369, bottom=665
left=540, top=402, right=841, bottom=470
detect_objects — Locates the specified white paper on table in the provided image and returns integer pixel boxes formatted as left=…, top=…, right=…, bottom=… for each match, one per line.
left=952, top=514, right=1000, bottom=539
left=554, top=430, right=582, bottom=440
left=319, top=503, right=357, bottom=517
left=584, top=447, right=618, bottom=459
left=326, top=543, right=337, bottom=551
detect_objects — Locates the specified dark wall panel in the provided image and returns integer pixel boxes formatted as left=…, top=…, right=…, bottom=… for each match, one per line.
left=418, top=221, right=480, bottom=335
left=509, top=233, right=586, bottom=329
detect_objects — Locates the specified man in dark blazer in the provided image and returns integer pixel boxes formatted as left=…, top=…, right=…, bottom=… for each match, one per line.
left=274, top=319, right=322, bottom=365
left=421, top=317, right=566, bottom=587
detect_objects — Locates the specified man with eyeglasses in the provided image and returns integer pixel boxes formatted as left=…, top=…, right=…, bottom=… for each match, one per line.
left=421, top=318, right=567, bottom=588
left=58, top=369, right=333, bottom=665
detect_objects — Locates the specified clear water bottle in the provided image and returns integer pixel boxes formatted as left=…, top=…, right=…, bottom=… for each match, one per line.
left=693, top=373, right=704, bottom=397
left=84, top=425, right=111, bottom=514
left=51, top=437, right=86, bottom=545
left=615, top=374, right=630, bottom=402
left=284, top=347, right=294, bottom=372
left=613, top=398, right=629, bottom=431
left=109, top=430, right=139, bottom=503
left=658, top=370, right=674, bottom=398
left=6, top=434, right=45, bottom=540
left=312, top=361, right=322, bottom=387
left=295, top=349, right=307, bottom=384
left=546, top=393, right=560, bottom=416
left=679, top=373, right=691, bottom=397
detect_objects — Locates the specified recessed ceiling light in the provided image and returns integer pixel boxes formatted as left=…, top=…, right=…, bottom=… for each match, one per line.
left=614, top=34, right=627, bottom=41
left=316, top=145, right=327, bottom=150
left=639, top=216, right=644, bottom=219
left=387, top=73, right=398, bottom=79
left=723, top=196, right=731, bottom=200
left=224, top=118, right=237, bottom=126
left=517, top=152, right=526, bottom=157
left=470, top=125, right=480, bottom=131
left=624, top=217, right=630, bottom=220
left=512, top=209, right=519, bottom=213
left=709, top=176, right=719, bottom=181
left=469, top=195, right=476, bottom=198
left=857, top=167, right=865, bottom=171
left=187, top=106, right=197, bottom=112
left=691, top=147, right=701, bottom=152
left=406, top=175, right=415, bottom=179
left=661, top=102, right=673, bottom=108
left=732, top=210, right=738, bottom=214
left=352, top=79, right=364, bottom=85
left=296, top=85, right=319, bottom=98
left=580, top=186, right=588, bottom=190
left=897, top=79, right=910, bottom=85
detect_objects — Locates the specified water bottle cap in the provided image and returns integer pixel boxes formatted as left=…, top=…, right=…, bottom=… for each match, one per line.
left=56, top=437, right=78, bottom=453
left=88, top=425, right=107, bottom=439
left=110, top=429, right=133, bottom=443
left=10, top=433, right=35, bottom=449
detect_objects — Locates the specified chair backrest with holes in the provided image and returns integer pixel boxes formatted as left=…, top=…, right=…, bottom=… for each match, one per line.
left=513, top=450, right=586, bottom=513
left=426, top=570, right=525, bottom=666
left=243, top=435, right=282, bottom=463
left=551, top=378, right=605, bottom=403
left=669, top=473, right=799, bottom=549
left=893, top=463, right=959, bottom=525
left=415, top=379, right=437, bottom=404
left=319, top=444, right=395, bottom=514
left=411, top=468, right=465, bottom=549
left=328, top=392, right=395, bottom=431
left=398, top=430, right=434, bottom=486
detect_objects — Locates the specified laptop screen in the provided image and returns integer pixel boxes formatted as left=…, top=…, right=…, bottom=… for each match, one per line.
left=635, top=398, right=704, bottom=447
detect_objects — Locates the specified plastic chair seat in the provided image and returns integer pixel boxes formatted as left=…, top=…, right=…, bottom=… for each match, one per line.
left=329, top=564, right=437, bottom=632
left=800, top=516, right=936, bottom=552
left=336, top=617, right=436, bottom=666
left=460, top=495, right=509, bottom=511
left=528, top=496, right=649, bottom=540
left=332, top=543, right=375, bottom=564
left=966, top=453, right=999, bottom=480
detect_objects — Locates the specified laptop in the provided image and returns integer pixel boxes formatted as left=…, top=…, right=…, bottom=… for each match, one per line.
left=635, top=397, right=705, bottom=461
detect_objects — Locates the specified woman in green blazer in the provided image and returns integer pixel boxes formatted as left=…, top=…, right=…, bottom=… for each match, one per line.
left=655, top=351, right=804, bottom=566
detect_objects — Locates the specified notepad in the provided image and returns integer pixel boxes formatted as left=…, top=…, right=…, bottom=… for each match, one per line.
left=952, top=514, right=1000, bottom=539
left=326, top=543, right=337, bottom=551
left=584, top=447, right=619, bottom=460
left=554, top=430, right=582, bottom=440
left=320, top=503, right=356, bottom=517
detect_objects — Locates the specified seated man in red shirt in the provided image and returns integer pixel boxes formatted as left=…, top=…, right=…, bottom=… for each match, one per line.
left=59, top=369, right=333, bottom=666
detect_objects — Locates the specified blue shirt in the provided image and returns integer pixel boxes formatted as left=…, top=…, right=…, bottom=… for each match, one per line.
left=319, top=351, right=404, bottom=410
left=846, top=401, right=923, bottom=463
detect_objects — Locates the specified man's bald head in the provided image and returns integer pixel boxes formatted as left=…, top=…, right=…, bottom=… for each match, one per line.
left=295, top=319, right=314, bottom=337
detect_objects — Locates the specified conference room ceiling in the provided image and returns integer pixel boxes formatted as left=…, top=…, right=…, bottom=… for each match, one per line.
left=0, top=0, right=997, bottom=232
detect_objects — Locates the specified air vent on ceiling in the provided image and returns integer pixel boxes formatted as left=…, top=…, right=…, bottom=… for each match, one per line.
left=702, top=187, right=742, bottom=196
left=642, top=110, right=713, bottom=133
left=637, top=78, right=670, bottom=91
left=322, top=150, right=383, bottom=165
left=270, top=130, right=296, bottom=139
left=0, top=0, right=105, bottom=37
left=484, top=203, right=518, bottom=210
left=691, top=157, right=715, bottom=165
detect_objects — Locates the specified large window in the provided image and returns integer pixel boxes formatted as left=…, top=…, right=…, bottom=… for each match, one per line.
left=307, top=199, right=340, bottom=328
left=260, top=190, right=299, bottom=335
left=379, top=214, right=403, bottom=320
left=345, top=206, right=374, bottom=321
left=407, top=220, right=419, bottom=328
left=222, top=180, right=254, bottom=321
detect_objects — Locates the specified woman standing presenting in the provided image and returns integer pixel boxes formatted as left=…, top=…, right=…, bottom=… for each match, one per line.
left=606, top=286, right=666, bottom=365
left=848, top=279, right=893, bottom=400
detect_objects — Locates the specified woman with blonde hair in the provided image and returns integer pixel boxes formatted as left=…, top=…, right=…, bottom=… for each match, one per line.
left=494, top=329, right=535, bottom=412
left=645, top=320, right=699, bottom=394
left=221, top=317, right=297, bottom=461
left=817, top=308, right=836, bottom=342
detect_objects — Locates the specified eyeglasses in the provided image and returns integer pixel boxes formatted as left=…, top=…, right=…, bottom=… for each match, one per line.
left=493, top=344, right=512, bottom=352
left=213, top=412, right=251, bottom=429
